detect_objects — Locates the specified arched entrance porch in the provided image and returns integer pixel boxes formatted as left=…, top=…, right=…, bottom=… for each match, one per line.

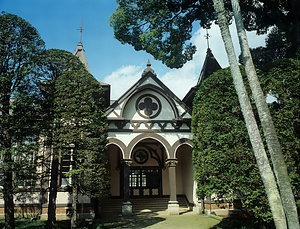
left=128, top=139, right=167, bottom=198
left=107, top=136, right=194, bottom=215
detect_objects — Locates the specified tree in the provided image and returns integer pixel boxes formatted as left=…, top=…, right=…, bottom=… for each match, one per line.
left=211, top=0, right=287, bottom=227
left=111, top=0, right=300, bottom=69
left=192, top=67, right=274, bottom=225
left=231, top=1, right=299, bottom=227
left=52, top=70, right=110, bottom=227
left=238, top=0, right=300, bottom=59
left=0, top=12, right=45, bottom=229
left=34, top=49, right=86, bottom=229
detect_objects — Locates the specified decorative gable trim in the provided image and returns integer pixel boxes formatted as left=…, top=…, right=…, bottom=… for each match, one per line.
left=106, top=62, right=192, bottom=125
left=108, top=119, right=191, bottom=132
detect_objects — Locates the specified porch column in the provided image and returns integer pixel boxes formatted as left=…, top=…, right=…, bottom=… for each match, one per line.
left=166, top=158, right=179, bottom=215
left=122, top=158, right=132, bottom=215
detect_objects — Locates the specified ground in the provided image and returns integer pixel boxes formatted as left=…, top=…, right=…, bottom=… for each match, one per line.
left=93, top=212, right=220, bottom=229
left=0, top=212, right=273, bottom=228
left=0, top=212, right=220, bottom=229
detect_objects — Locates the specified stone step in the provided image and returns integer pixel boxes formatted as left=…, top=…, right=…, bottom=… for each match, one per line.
left=100, top=196, right=189, bottom=216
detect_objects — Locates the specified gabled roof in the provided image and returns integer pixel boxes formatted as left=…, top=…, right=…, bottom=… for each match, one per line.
left=74, top=41, right=90, bottom=73
left=106, top=61, right=192, bottom=120
left=182, top=48, right=221, bottom=109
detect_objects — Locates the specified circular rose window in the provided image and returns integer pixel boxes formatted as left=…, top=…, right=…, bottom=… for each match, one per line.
left=134, top=149, right=148, bottom=164
left=136, top=94, right=161, bottom=119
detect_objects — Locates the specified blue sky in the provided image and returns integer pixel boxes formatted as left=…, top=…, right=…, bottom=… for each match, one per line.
left=1, top=0, right=267, bottom=99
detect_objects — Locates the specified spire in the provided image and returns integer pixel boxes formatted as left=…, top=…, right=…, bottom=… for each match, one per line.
left=182, top=31, right=222, bottom=109
left=204, top=28, right=211, bottom=49
left=196, top=48, right=221, bottom=86
left=74, top=19, right=90, bottom=73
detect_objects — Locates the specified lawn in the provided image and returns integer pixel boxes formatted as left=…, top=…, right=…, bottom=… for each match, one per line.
left=0, top=213, right=219, bottom=229
left=91, top=213, right=221, bottom=229
left=0, top=213, right=275, bottom=229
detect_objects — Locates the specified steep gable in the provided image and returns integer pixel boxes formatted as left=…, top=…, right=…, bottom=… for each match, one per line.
left=106, top=61, right=191, bottom=132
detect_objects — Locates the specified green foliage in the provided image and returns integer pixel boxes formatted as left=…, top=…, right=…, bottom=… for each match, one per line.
left=35, top=49, right=86, bottom=84
left=0, top=11, right=45, bottom=148
left=110, top=0, right=210, bottom=68
left=34, top=49, right=86, bottom=133
left=111, top=0, right=300, bottom=68
left=0, top=12, right=45, bottom=102
left=192, top=67, right=271, bottom=221
left=53, top=70, right=110, bottom=200
left=245, top=27, right=291, bottom=67
left=0, top=12, right=45, bottom=142
left=192, top=59, right=300, bottom=221
left=259, top=59, right=300, bottom=202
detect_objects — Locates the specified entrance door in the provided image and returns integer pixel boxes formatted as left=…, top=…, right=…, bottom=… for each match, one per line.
left=129, top=166, right=161, bottom=197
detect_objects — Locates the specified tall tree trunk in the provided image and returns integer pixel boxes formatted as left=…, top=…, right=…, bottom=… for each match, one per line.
left=2, top=96, right=15, bottom=229
left=71, top=181, right=78, bottom=229
left=3, top=149, right=15, bottom=229
left=231, top=1, right=300, bottom=228
left=212, top=0, right=287, bottom=228
left=46, top=154, right=59, bottom=229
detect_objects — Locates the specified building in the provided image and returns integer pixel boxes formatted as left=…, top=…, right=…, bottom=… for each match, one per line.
left=0, top=38, right=222, bottom=219
left=75, top=39, right=222, bottom=216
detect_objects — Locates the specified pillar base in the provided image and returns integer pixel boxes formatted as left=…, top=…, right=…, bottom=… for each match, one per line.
left=122, top=201, right=132, bottom=215
left=193, top=202, right=204, bottom=214
left=167, top=201, right=179, bottom=215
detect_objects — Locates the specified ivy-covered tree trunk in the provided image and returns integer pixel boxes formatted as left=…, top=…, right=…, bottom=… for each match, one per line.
left=212, top=0, right=287, bottom=228
left=231, top=0, right=300, bottom=228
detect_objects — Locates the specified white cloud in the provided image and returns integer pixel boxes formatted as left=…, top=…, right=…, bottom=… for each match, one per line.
left=104, top=21, right=267, bottom=100
left=103, top=65, right=143, bottom=99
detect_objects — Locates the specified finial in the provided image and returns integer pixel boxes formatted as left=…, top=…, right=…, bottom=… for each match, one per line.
left=147, top=59, right=151, bottom=67
left=142, top=59, right=156, bottom=77
left=204, top=28, right=211, bottom=49
left=78, top=18, right=84, bottom=42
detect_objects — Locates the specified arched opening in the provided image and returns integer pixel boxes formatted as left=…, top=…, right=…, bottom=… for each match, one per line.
left=107, top=144, right=123, bottom=197
left=175, top=144, right=194, bottom=204
left=128, top=138, right=168, bottom=198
